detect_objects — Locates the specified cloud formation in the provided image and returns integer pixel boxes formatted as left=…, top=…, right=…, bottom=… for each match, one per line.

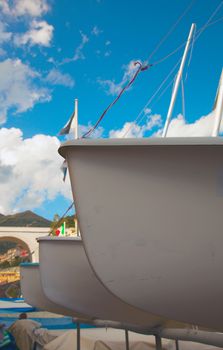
left=91, top=26, right=102, bottom=36
left=46, top=69, right=75, bottom=88
left=0, top=127, right=72, bottom=214
left=109, top=113, right=162, bottom=138
left=14, top=20, right=54, bottom=46
left=108, top=109, right=221, bottom=138
left=98, top=60, right=142, bottom=95
left=162, top=111, right=221, bottom=137
left=61, top=31, right=89, bottom=65
left=0, top=21, right=12, bottom=43
left=0, top=58, right=50, bottom=124
left=0, top=0, right=49, bottom=17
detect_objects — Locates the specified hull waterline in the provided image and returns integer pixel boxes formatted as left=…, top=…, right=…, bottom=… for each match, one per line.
left=59, top=137, right=223, bottom=330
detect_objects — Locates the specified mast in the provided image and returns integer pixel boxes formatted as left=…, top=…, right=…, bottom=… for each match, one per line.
left=74, top=98, right=81, bottom=237
left=212, top=69, right=223, bottom=137
left=162, top=23, right=196, bottom=137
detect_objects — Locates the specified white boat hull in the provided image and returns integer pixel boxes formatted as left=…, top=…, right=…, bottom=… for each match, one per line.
left=59, top=137, right=223, bottom=330
left=38, top=237, right=185, bottom=332
left=20, top=263, right=89, bottom=320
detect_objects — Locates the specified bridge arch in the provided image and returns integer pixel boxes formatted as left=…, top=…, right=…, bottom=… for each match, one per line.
left=0, top=227, right=50, bottom=263
left=0, top=236, right=31, bottom=261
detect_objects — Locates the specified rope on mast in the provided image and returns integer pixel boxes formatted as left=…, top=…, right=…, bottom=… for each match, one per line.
left=123, top=60, right=180, bottom=137
left=48, top=201, right=74, bottom=236
left=125, top=2, right=223, bottom=137
left=81, top=0, right=198, bottom=139
left=82, top=61, right=151, bottom=138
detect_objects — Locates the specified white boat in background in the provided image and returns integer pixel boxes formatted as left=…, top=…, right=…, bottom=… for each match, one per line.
left=59, top=136, right=223, bottom=331
left=20, top=262, right=90, bottom=321
left=37, top=236, right=188, bottom=333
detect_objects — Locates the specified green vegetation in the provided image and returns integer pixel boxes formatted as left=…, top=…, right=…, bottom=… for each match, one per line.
left=50, top=214, right=77, bottom=235
left=0, top=210, right=51, bottom=227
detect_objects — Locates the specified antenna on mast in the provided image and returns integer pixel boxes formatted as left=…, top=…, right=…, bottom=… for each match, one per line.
left=162, top=23, right=196, bottom=137
left=212, top=69, right=223, bottom=137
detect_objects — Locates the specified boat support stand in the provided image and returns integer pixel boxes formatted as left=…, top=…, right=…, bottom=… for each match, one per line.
left=77, top=322, right=81, bottom=350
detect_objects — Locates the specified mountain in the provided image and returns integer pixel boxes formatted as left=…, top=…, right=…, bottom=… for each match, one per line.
left=0, top=210, right=51, bottom=227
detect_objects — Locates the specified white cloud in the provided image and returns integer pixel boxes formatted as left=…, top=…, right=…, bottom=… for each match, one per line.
left=109, top=114, right=162, bottom=138
left=104, top=51, right=111, bottom=57
left=91, top=26, right=102, bottom=36
left=0, top=58, right=50, bottom=124
left=97, top=78, right=120, bottom=95
left=105, top=40, right=111, bottom=46
left=14, top=20, right=54, bottom=47
left=62, top=31, right=89, bottom=64
left=0, top=0, right=49, bottom=17
left=46, top=69, right=75, bottom=88
left=78, top=124, right=104, bottom=139
left=144, top=108, right=151, bottom=115
left=0, top=48, right=6, bottom=56
left=0, top=128, right=72, bottom=214
left=160, top=111, right=221, bottom=137
left=0, top=21, right=12, bottom=43
left=105, top=109, right=221, bottom=139
left=98, top=59, right=142, bottom=96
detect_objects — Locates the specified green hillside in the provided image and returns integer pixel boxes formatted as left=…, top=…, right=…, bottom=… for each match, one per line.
left=0, top=210, right=51, bottom=227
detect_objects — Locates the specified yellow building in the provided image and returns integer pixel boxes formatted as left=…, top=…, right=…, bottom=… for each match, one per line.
left=0, top=270, right=20, bottom=284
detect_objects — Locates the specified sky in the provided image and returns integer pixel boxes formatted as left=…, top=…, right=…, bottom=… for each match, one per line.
left=0, top=0, right=222, bottom=220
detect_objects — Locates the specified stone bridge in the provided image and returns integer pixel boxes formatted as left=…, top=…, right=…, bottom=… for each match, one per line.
left=0, top=227, right=50, bottom=262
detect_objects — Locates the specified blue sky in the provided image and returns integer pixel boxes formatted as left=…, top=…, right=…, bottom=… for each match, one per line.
left=0, top=0, right=222, bottom=220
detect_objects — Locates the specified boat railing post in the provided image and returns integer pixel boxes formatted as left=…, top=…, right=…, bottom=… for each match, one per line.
left=155, top=335, right=162, bottom=350
left=162, top=23, right=195, bottom=137
left=175, top=339, right=179, bottom=350
left=125, top=329, right=129, bottom=350
left=77, top=321, right=81, bottom=350
left=212, top=69, right=223, bottom=137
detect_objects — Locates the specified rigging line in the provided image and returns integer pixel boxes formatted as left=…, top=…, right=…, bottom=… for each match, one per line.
left=135, top=75, right=177, bottom=135
left=136, top=74, right=177, bottom=135
left=82, top=1, right=197, bottom=140
left=123, top=60, right=180, bottom=137
left=152, top=1, right=223, bottom=67
left=79, top=2, right=222, bottom=140
left=82, top=61, right=151, bottom=138
left=155, top=78, right=174, bottom=105
left=148, top=0, right=197, bottom=62
left=81, top=0, right=196, bottom=140
left=134, top=0, right=223, bottom=137
left=205, top=15, right=223, bottom=27
left=195, top=0, right=223, bottom=41
left=151, top=74, right=177, bottom=107
left=48, top=201, right=74, bottom=236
